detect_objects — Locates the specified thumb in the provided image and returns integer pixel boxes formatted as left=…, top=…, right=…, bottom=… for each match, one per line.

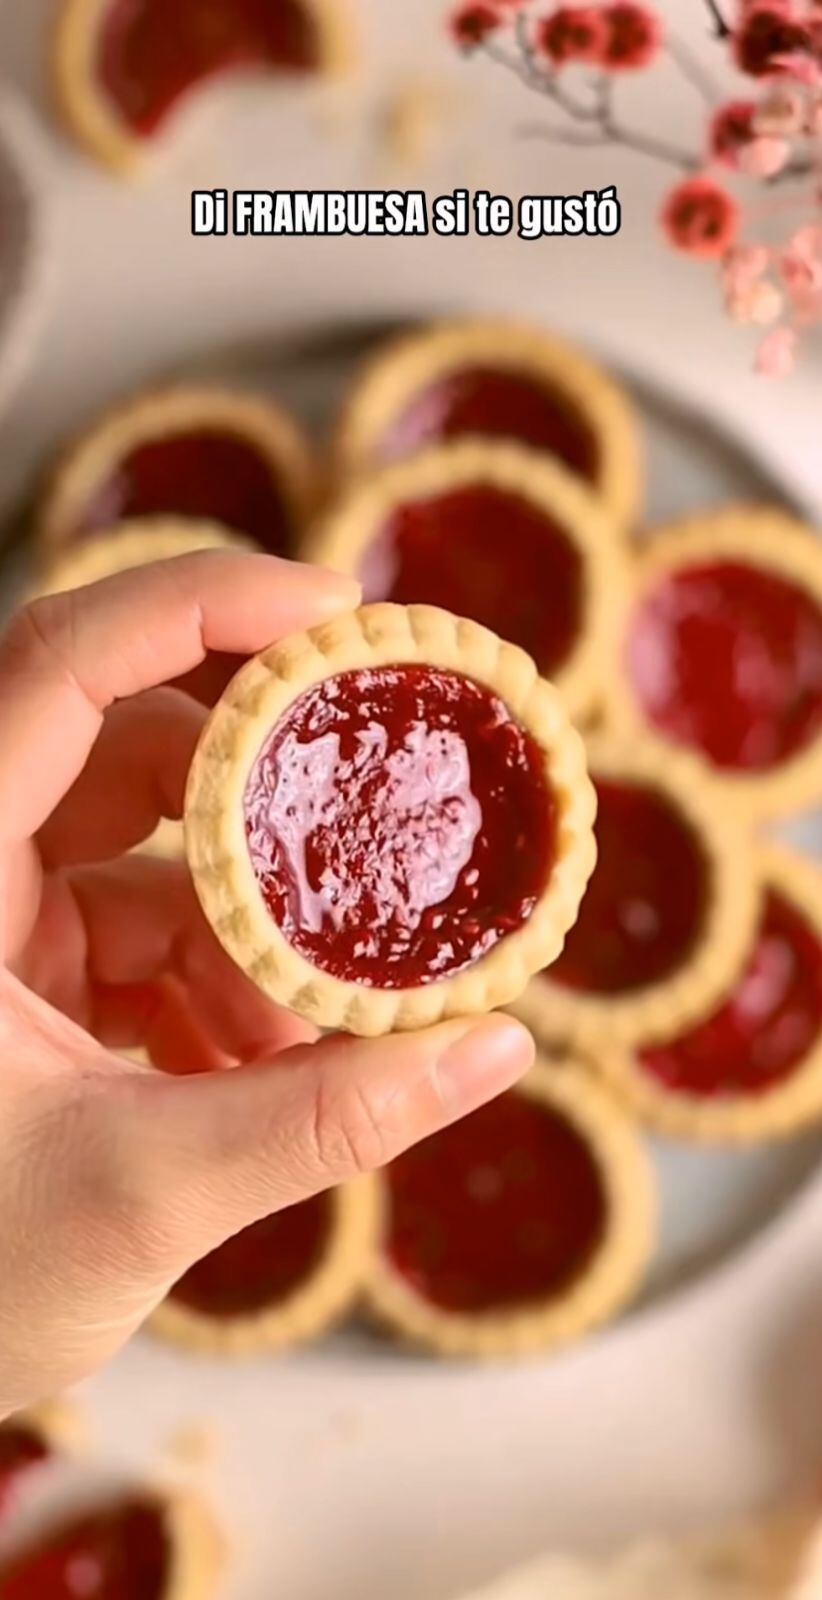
left=119, top=1013, right=535, bottom=1275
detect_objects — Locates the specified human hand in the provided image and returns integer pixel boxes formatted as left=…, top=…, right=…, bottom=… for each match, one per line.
left=0, top=551, right=534, bottom=1417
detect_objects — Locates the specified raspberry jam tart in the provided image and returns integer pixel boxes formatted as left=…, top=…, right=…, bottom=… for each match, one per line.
left=37, top=386, right=316, bottom=561
left=0, top=1490, right=219, bottom=1600
left=513, top=737, right=758, bottom=1051
left=53, top=0, right=351, bottom=176
left=335, top=319, right=642, bottom=529
left=311, top=441, right=628, bottom=724
left=184, top=603, right=596, bottom=1035
left=607, top=511, right=822, bottom=819
left=364, top=1059, right=655, bottom=1358
left=0, top=1406, right=76, bottom=1525
left=151, top=1179, right=377, bottom=1356
left=598, top=846, right=822, bottom=1143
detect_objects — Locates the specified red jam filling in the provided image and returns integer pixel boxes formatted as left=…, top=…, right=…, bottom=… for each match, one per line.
left=0, top=1429, right=49, bottom=1522
left=377, top=365, right=599, bottom=484
left=75, top=431, right=294, bottom=557
left=550, top=778, right=709, bottom=994
left=639, top=889, right=822, bottom=1097
left=169, top=1193, right=331, bottom=1317
left=626, top=561, right=822, bottom=771
left=97, top=0, right=320, bottom=138
left=360, top=486, right=583, bottom=678
left=0, top=1497, right=170, bottom=1600
left=244, top=664, right=556, bottom=988
left=386, top=1089, right=606, bottom=1312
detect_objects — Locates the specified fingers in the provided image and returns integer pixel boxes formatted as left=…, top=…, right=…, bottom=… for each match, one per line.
left=116, top=1014, right=536, bottom=1265
left=37, top=688, right=205, bottom=867
left=0, top=552, right=360, bottom=843
left=69, top=855, right=315, bottom=1063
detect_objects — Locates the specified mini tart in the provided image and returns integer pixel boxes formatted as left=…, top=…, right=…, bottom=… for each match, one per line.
left=36, top=386, right=316, bottom=560
left=334, top=319, right=643, bottom=530
left=596, top=844, right=822, bottom=1144
left=185, top=602, right=596, bottom=1036
left=150, top=1177, right=378, bottom=1357
left=309, top=440, right=629, bottom=725
left=604, top=508, right=822, bottom=820
left=0, top=1487, right=220, bottom=1600
left=512, top=735, right=760, bottom=1052
left=52, top=0, right=352, bottom=179
left=0, top=1404, right=76, bottom=1522
left=364, top=1059, right=655, bottom=1359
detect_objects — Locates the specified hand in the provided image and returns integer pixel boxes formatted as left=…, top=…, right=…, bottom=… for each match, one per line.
left=0, top=551, right=534, bottom=1417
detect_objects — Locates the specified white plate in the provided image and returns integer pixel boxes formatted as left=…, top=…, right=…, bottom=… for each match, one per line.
left=3, top=327, right=822, bottom=1598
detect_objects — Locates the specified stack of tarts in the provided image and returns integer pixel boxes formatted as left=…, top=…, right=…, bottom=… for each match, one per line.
left=26, top=316, right=822, bottom=1364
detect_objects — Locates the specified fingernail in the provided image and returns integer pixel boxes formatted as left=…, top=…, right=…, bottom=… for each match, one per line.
left=435, top=1015, right=535, bottom=1117
left=311, top=570, right=362, bottom=612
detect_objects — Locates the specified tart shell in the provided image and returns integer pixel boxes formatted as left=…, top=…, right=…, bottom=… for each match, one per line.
left=149, top=1177, right=379, bottom=1357
left=161, top=1489, right=223, bottom=1600
left=36, top=517, right=251, bottom=595
left=594, top=843, right=822, bottom=1144
left=363, top=1058, right=656, bottom=1359
left=184, top=601, right=597, bottom=1036
left=36, top=385, right=317, bottom=561
left=333, top=318, right=644, bottom=531
left=603, top=508, right=822, bottom=821
left=52, top=0, right=355, bottom=179
left=308, top=439, right=631, bottom=726
left=511, top=733, right=760, bottom=1052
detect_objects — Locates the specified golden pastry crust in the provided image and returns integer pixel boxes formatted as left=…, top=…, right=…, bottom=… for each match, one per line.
left=1, top=1399, right=81, bottom=1456
left=511, top=734, right=760, bottom=1052
left=36, top=517, right=251, bottom=594
left=52, top=0, right=355, bottom=178
left=603, top=508, right=822, bottom=821
left=36, top=385, right=317, bottom=560
left=333, top=318, right=644, bottom=531
left=363, top=1059, right=655, bottom=1359
left=184, top=601, right=597, bottom=1036
left=162, top=1489, right=223, bottom=1600
left=308, top=439, right=631, bottom=726
left=149, top=1177, right=379, bottom=1357
left=594, top=844, right=822, bottom=1144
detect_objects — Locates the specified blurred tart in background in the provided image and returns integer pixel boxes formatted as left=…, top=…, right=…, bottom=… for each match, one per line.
left=334, top=319, right=643, bottom=531
left=310, top=439, right=629, bottom=725
left=0, top=1487, right=221, bottom=1600
left=150, top=1179, right=378, bottom=1357
left=36, top=386, right=317, bottom=560
left=364, top=1059, right=655, bottom=1358
left=52, top=0, right=353, bottom=177
left=604, top=509, right=822, bottom=820
left=513, top=735, right=760, bottom=1052
left=595, top=845, right=822, bottom=1144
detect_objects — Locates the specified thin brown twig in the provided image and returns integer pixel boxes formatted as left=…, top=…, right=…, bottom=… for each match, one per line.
left=666, top=33, right=719, bottom=104
left=703, top=0, right=731, bottom=39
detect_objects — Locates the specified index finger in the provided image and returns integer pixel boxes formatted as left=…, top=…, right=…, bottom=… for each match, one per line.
left=0, top=551, right=360, bottom=843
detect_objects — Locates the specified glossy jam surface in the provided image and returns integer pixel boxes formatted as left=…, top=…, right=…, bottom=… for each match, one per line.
left=0, top=1429, right=49, bottom=1522
left=0, top=1498, right=169, bottom=1600
left=170, top=1193, right=331, bottom=1316
left=360, top=486, right=583, bottom=678
left=640, top=890, right=822, bottom=1096
left=386, top=1090, right=605, bottom=1312
left=76, top=430, right=294, bottom=556
left=627, top=561, right=822, bottom=771
left=245, top=664, right=555, bottom=988
left=98, top=0, right=319, bottom=137
left=550, top=778, right=708, bottom=994
left=378, top=364, right=599, bottom=483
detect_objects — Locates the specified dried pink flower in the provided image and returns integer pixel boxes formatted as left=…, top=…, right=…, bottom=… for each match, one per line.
left=738, top=134, right=791, bottom=175
left=660, top=176, right=740, bottom=258
left=755, top=325, right=798, bottom=374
